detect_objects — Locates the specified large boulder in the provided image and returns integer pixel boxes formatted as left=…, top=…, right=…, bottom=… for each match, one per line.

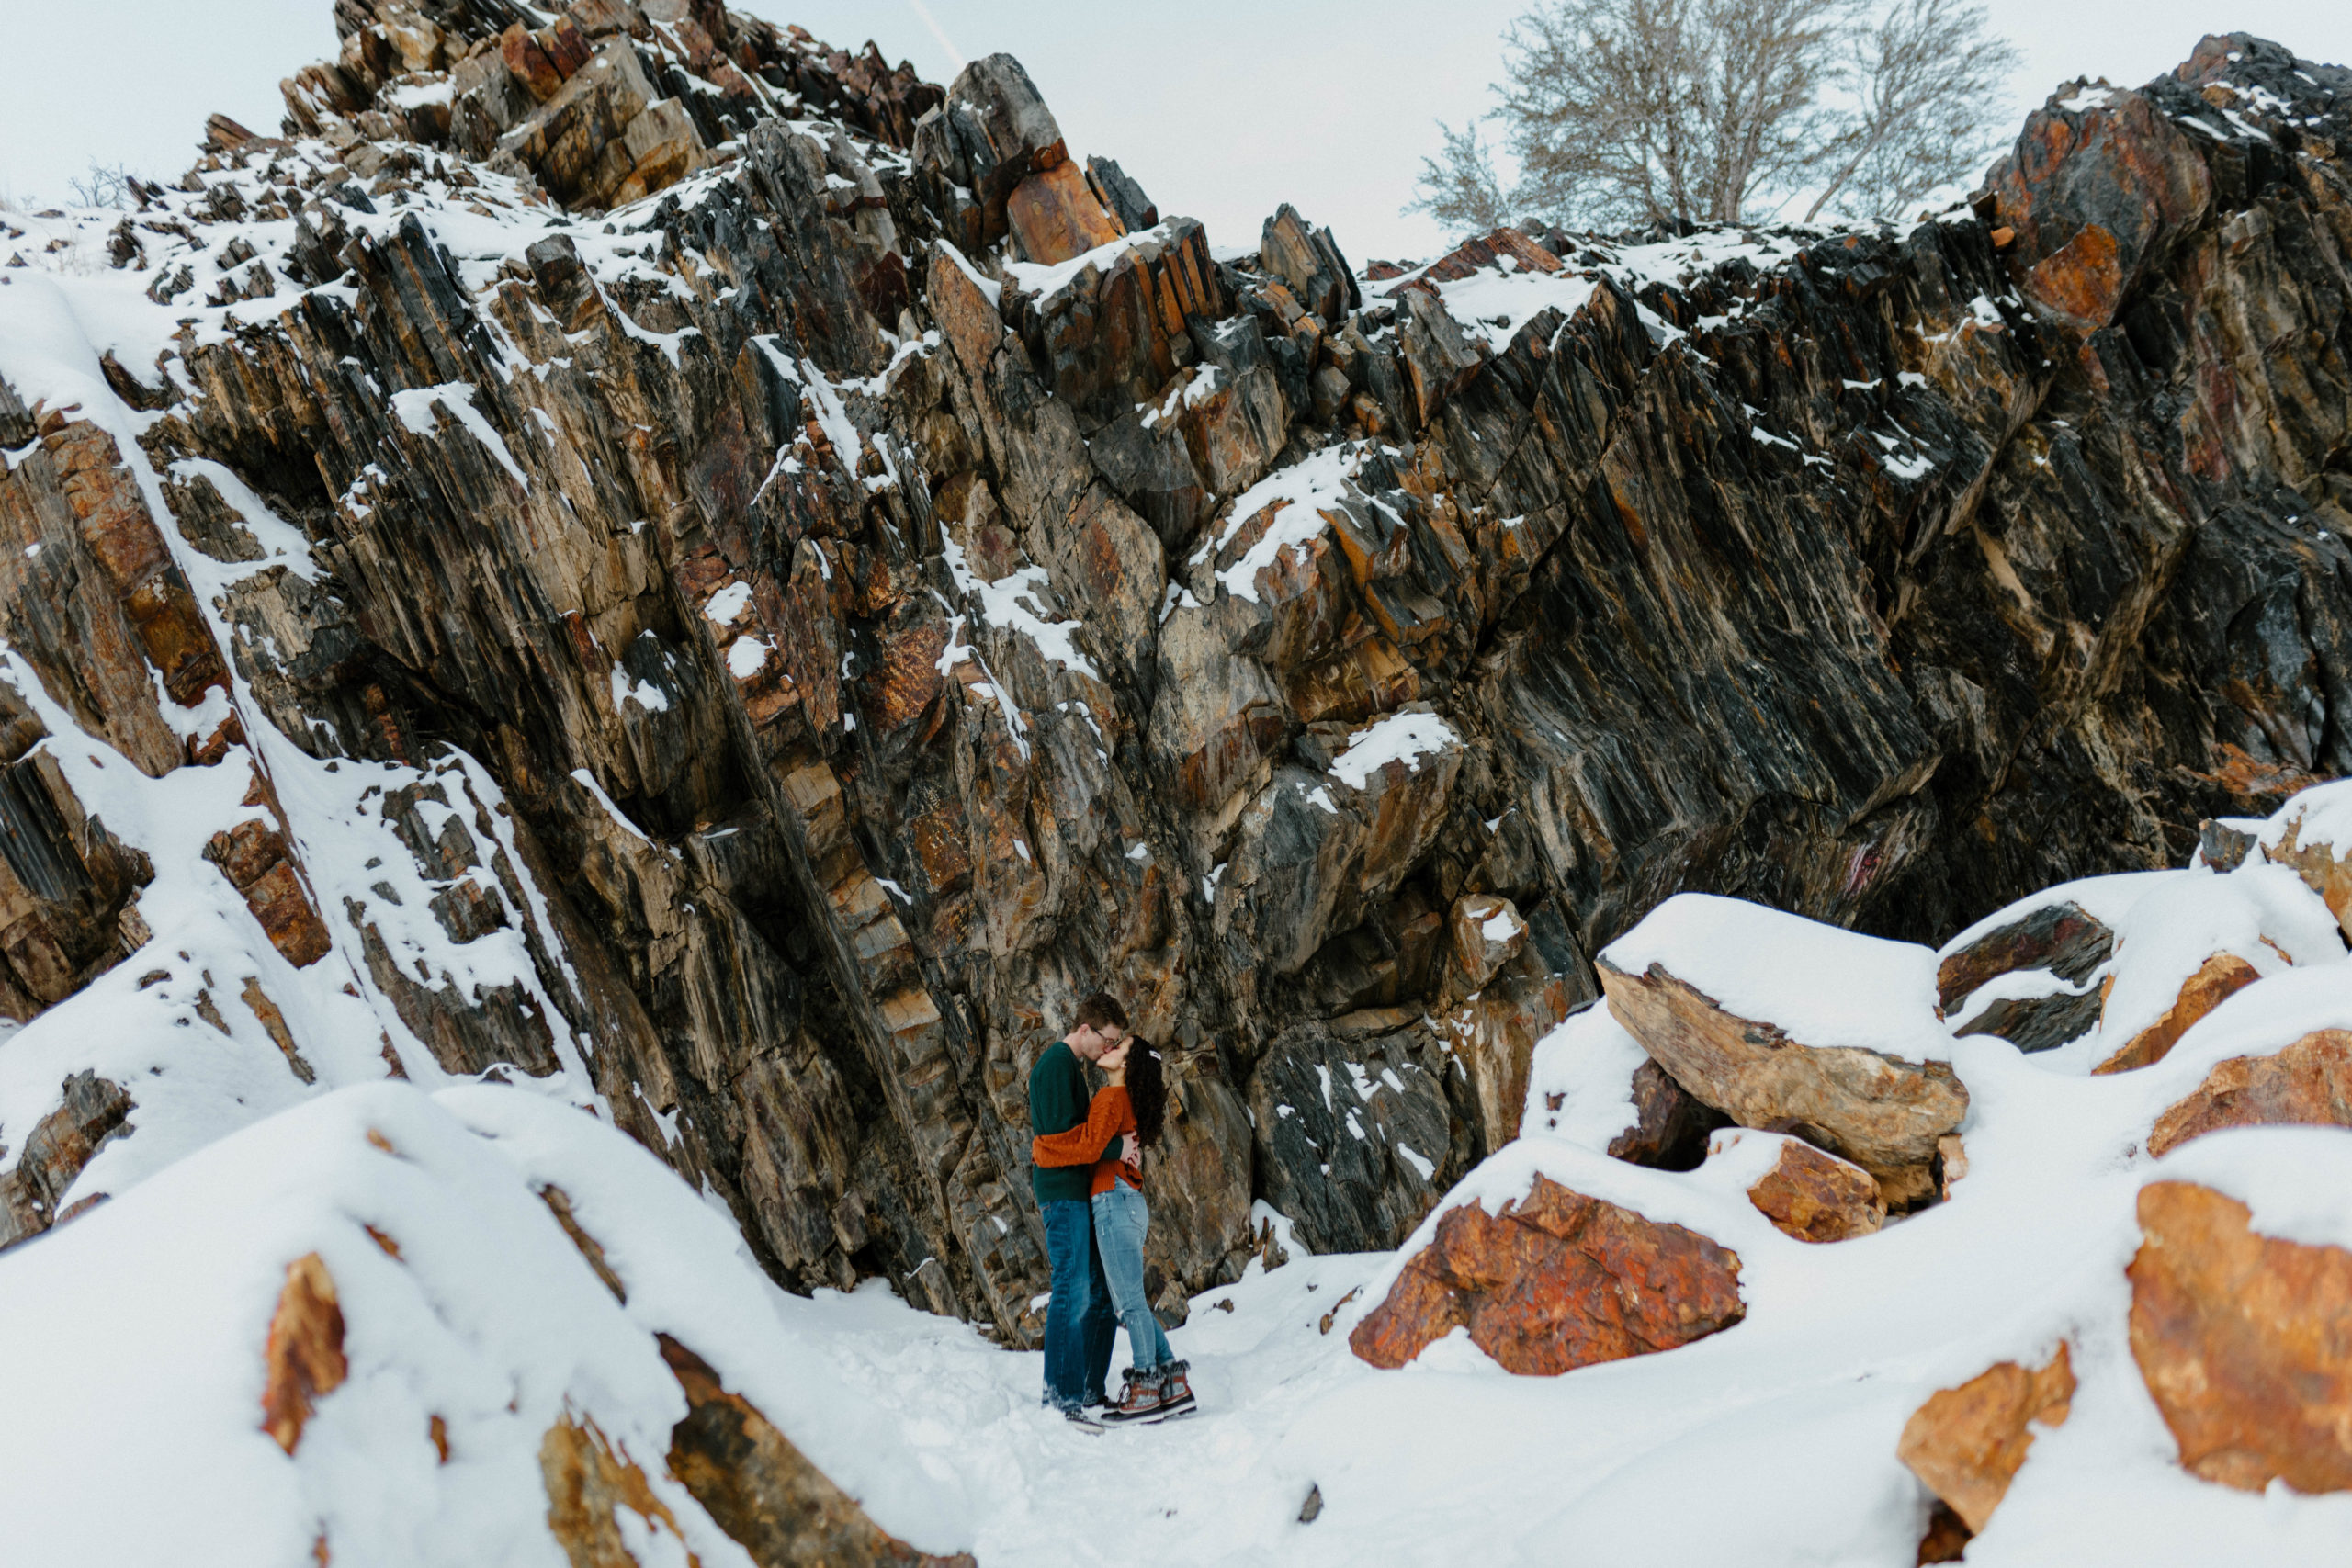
left=1599, top=897, right=1964, bottom=1210
left=1350, top=1174, right=1743, bottom=1374
left=2149, top=1029, right=2352, bottom=1155
left=2129, top=1179, right=2352, bottom=1493
left=1896, top=1344, right=2075, bottom=1536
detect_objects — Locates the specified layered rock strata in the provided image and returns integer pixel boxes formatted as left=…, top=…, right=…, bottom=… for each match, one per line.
left=5, top=9, right=2352, bottom=1364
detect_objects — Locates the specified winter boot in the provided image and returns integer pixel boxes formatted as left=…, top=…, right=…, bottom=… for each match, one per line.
left=1153, top=1359, right=1197, bottom=1421
left=1098, top=1366, right=1166, bottom=1427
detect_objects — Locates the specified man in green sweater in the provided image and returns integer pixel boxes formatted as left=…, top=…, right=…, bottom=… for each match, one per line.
left=1030, top=990, right=1127, bottom=1426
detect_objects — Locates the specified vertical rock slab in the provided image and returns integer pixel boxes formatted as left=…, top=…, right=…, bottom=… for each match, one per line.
left=1249, top=1018, right=1461, bottom=1254
left=1896, top=1344, right=2075, bottom=1535
left=1350, top=1174, right=1743, bottom=1374
left=259, top=1253, right=347, bottom=1455
left=2149, top=1029, right=2352, bottom=1155
left=2129, top=1180, right=2352, bottom=1493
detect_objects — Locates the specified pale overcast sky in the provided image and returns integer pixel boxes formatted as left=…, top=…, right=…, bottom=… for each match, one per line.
left=3, top=1, right=2349, bottom=262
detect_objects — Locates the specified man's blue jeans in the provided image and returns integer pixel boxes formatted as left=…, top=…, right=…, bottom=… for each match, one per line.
left=1041, top=1196, right=1114, bottom=1411
left=1091, top=1181, right=1172, bottom=1371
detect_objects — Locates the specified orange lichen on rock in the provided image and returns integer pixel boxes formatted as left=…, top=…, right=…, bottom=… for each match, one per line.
left=1350, top=1174, right=1744, bottom=1375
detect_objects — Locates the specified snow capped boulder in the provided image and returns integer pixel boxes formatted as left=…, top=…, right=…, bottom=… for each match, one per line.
left=2256, top=780, right=2352, bottom=943
left=0, top=1082, right=973, bottom=1567
left=1741, top=1136, right=1884, bottom=1244
left=2128, top=1141, right=2352, bottom=1495
left=2087, top=866, right=2336, bottom=1074
left=1348, top=1172, right=1743, bottom=1375
left=2149, top=1028, right=2352, bottom=1156
left=1598, top=895, right=1964, bottom=1209
left=1896, top=1342, right=2075, bottom=1537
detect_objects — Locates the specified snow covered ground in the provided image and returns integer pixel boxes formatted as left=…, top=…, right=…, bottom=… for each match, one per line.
left=7, top=837, right=2352, bottom=1563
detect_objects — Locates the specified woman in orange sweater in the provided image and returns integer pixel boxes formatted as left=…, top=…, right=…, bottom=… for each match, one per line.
left=1031, top=1037, right=1193, bottom=1425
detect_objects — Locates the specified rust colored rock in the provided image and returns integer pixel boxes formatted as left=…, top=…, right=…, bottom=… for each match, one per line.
left=1982, top=85, right=2211, bottom=332
left=2148, top=1028, right=2352, bottom=1156
left=1003, top=159, right=1121, bottom=266
left=204, top=816, right=333, bottom=968
left=1599, top=960, right=1967, bottom=1210
left=1747, top=1141, right=1885, bottom=1244
left=1896, top=1343, right=2075, bottom=1532
left=541, top=1411, right=691, bottom=1568
left=260, top=1253, right=347, bottom=1455
left=1607, top=1059, right=1731, bottom=1172
left=2094, top=953, right=2262, bottom=1074
left=2129, top=1181, right=2352, bottom=1493
left=659, top=1335, right=974, bottom=1566
left=1349, top=1175, right=1744, bottom=1375
left=2259, top=798, right=2352, bottom=945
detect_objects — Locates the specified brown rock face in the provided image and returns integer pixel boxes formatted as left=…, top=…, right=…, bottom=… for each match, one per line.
left=1896, top=1343, right=2075, bottom=1533
left=1746, top=1141, right=1885, bottom=1244
left=658, top=1336, right=972, bottom=1567
left=1349, top=1175, right=1744, bottom=1375
left=541, top=1411, right=694, bottom=1568
left=2129, top=1181, right=2352, bottom=1493
left=260, top=1252, right=347, bottom=1455
left=1600, top=960, right=1967, bottom=1209
left=17, top=4, right=2352, bottom=1379
left=2149, top=1028, right=2352, bottom=1156
left=0, top=1071, right=135, bottom=1252
left=2093, top=952, right=2262, bottom=1074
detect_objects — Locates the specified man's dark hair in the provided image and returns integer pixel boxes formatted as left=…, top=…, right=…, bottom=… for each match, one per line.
left=1073, top=991, right=1127, bottom=1032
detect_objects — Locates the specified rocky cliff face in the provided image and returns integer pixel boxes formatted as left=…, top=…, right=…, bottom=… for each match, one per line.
left=3, top=7, right=2349, bottom=1358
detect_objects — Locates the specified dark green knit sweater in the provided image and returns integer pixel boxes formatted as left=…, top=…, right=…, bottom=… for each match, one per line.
left=1028, top=1038, right=1092, bottom=1204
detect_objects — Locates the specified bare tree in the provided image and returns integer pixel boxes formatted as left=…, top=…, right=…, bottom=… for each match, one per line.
left=1408, top=0, right=2018, bottom=236
left=1406, top=121, right=1513, bottom=233
left=1804, top=0, right=2020, bottom=220
left=67, top=162, right=140, bottom=211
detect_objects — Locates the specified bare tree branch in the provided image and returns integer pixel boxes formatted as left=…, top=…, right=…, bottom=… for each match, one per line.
left=1420, top=0, right=2018, bottom=234
left=1406, top=121, right=1513, bottom=236
left=1804, top=0, right=2020, bottom=220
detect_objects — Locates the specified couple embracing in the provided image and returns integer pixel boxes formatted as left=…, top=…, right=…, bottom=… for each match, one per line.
left=1026, top=991, right=1195, bottom=1430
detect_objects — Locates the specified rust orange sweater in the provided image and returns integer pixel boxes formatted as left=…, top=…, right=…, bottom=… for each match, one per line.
left=1030, top=1085, right=1138, bottom=1197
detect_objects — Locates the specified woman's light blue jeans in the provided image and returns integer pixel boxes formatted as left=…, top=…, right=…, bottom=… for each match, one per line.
left=1091, top=1180, right=1172, bottom=1371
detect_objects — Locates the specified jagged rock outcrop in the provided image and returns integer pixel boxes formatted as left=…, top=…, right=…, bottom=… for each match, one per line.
left=6, top=0, right=2352, bottom=1393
